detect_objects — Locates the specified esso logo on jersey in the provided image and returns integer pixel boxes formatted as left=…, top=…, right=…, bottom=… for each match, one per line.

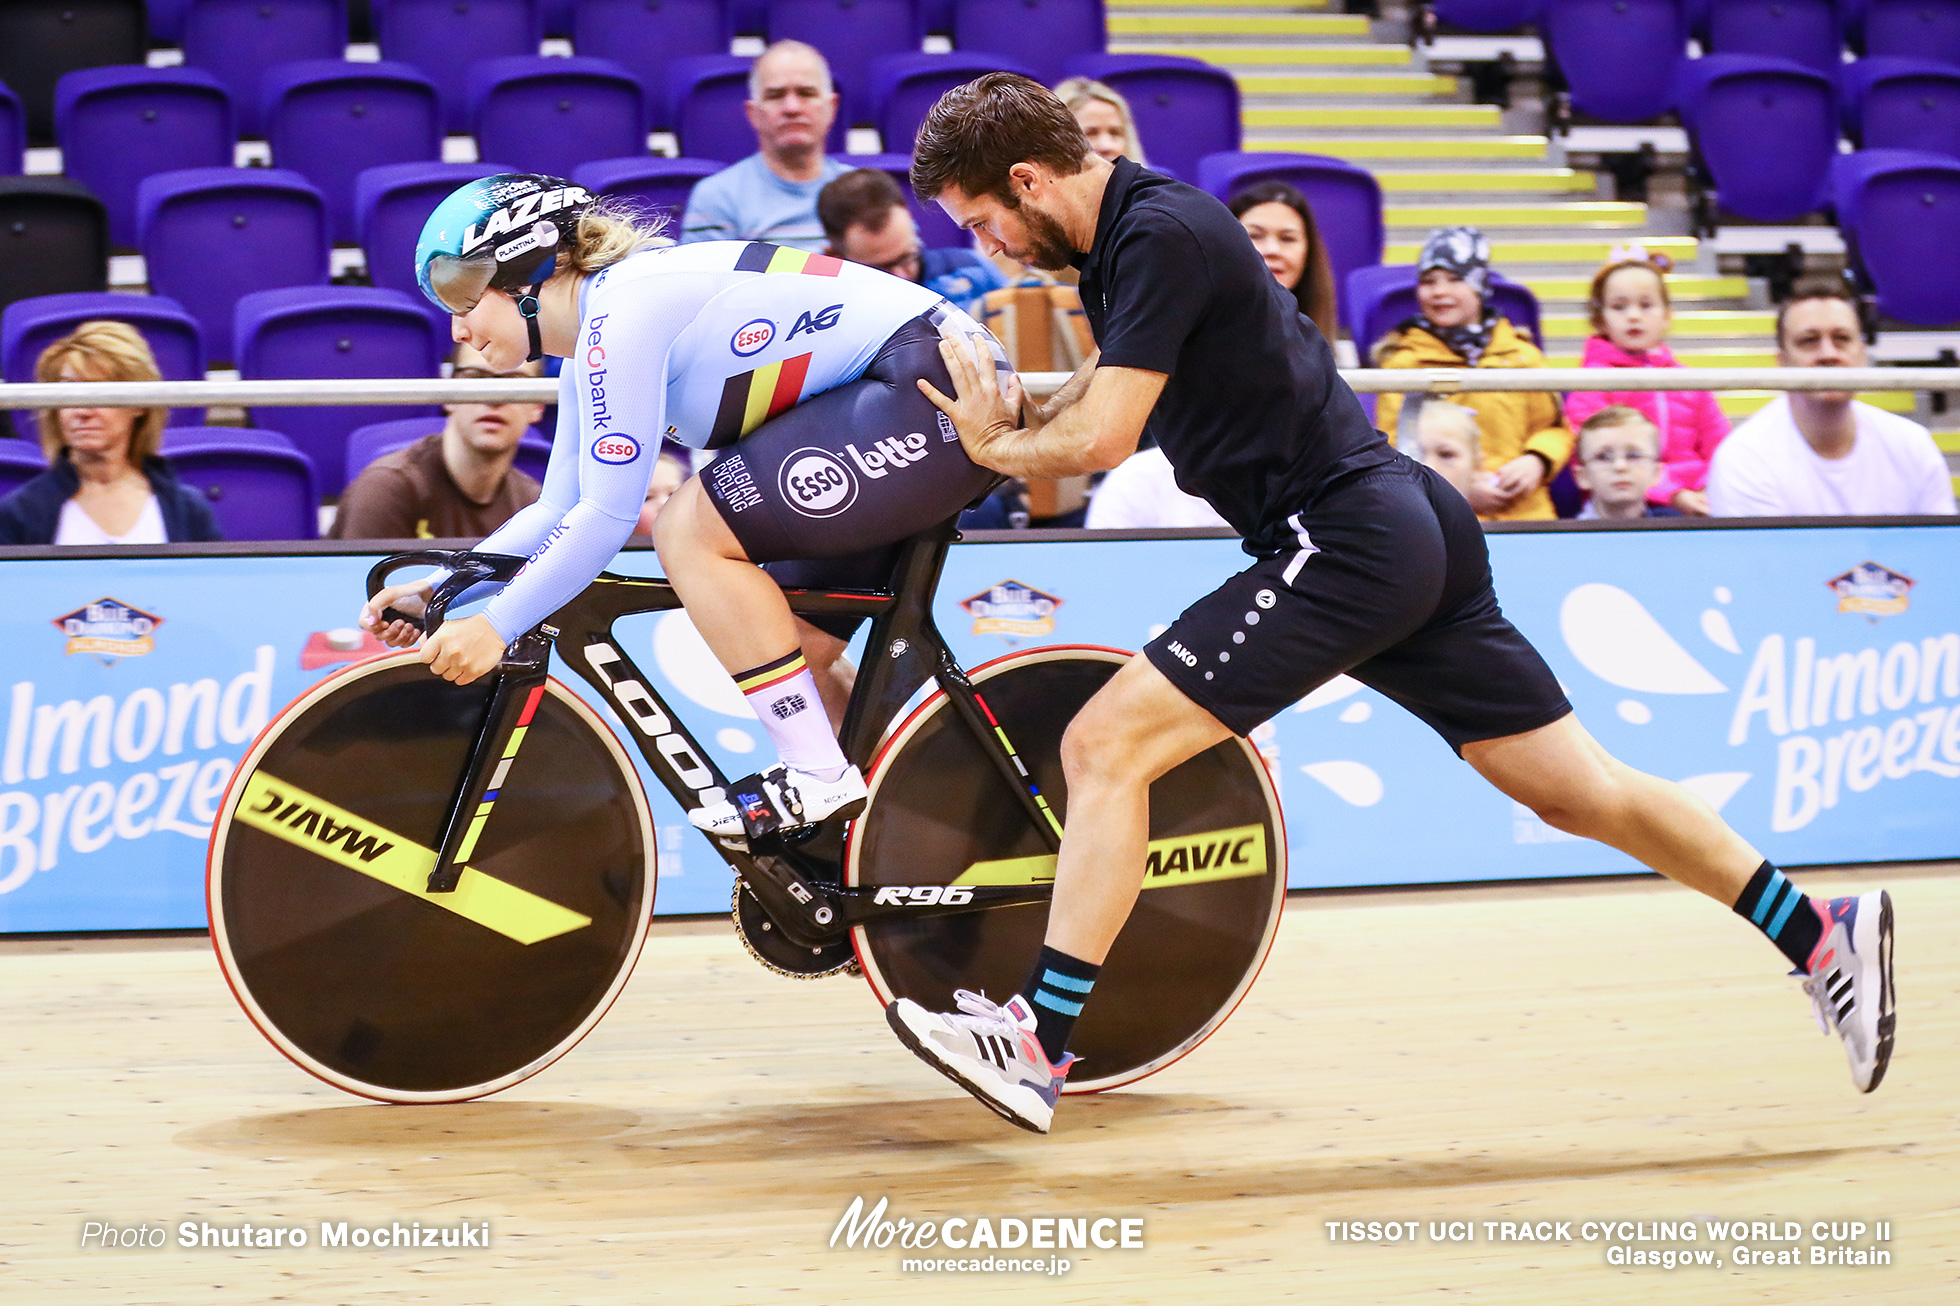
left=778, top=448, right=858, bottom=518
left=731, top=318, right=775, bottom=357
left=591, top=433, right=642, bottom=465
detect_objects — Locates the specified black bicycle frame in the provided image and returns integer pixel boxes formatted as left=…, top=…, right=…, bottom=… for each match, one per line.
left=365, top=519, right=1066, bottom=949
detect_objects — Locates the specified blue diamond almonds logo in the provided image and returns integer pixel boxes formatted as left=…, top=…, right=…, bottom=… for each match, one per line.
left=52, top=597, right=164, bottom=659
left=1827, top=562, right=1914, bottom=621
left=960, top=580, right=1062, bottom=639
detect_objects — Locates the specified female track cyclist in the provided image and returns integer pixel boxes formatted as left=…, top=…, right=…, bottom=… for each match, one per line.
left=360, top=172, right=1011, bottom=843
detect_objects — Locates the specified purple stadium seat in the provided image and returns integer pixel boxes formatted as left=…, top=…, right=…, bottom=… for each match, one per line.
left=373, top=0, right=542, bottom=135
left=1431, top=0, right=1543, bottom=31
left=345, top=414, right=552, bottom=485
left=1059, top=54, right=1242, bottom=187
left=541, top=0, right=577, bottom=36
left=469, top=56, right=646, bottom=179
left=1542, top=0, right=1689, bottom=123
left=766, top=0, right=919, bottom=126
left=845, top=152, right=966, bottom=250
left=1835, top=147, right=1960, bottom=323
left=354, top=160, right=507, bottom=335
left=870, top=52, right=1041, bottom=154
left=1841, top=57, right=1960, bottom=154
left=954, top=0, right=1103, bottom=87
left=0, top=178, right=110, bottom=314
left=573, top=0, right=729, bottom=131
left=184, top=0, right=349, bottom=138
left=55, top=67, right=235, bottom=250
left=151, top=0, right=195, bottom=44
left=669, top=54, right=847, bottom=161
left=0, top=1, right=147, bottom=148
left=0, top=437, right=49, bottom=496
left=162, top=425, right=319, bottom=540
left=572, top=156, right=723, bottom=231
left=1197, top=151, right=1384, bottom=334
left=1677, top=55, right=1839, bottom=221
left=1693, top=0, right=1845, bottom=75
left=0, top=82, right=23, bottom=177
left=1345, top=263, right=1544, bottom=360
left=263, top=61, right=442, bottom=246
left=136, top=167, right=330, bottom=362
left=2, top=292, right=207, bottom=427
left=234, top=284, right=441, bottom=495
left=1859, top=0, right=1960, bottom=65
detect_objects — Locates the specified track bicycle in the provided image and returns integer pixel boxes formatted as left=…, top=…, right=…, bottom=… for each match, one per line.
left=206, top=521, right=1287, bottom=1103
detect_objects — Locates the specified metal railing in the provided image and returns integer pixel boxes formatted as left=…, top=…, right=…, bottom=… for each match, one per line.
left=0, top=368, right=1954, bottom=409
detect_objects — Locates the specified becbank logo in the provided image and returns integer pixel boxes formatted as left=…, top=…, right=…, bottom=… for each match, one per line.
left=54, top=598, right=162, bottom=659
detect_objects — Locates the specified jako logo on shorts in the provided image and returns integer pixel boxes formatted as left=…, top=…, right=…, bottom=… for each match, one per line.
left=779, top=447, right=857, bottom=518
left=592, top=434, right=641, bottom=465
left=731, top=319, right=775, bottom=357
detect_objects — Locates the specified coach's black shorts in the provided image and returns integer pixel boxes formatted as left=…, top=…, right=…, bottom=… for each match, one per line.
left=1143, top=454, right=1572, bottom=753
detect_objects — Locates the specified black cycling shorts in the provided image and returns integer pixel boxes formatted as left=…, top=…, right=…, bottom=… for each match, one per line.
left=699, top=310, right=1002, bottom=566
left=1144, top=454, right=1572, bottom=753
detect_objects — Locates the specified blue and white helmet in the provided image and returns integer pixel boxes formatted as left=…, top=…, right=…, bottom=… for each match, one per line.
left=415, top=173, right=594, bottom=316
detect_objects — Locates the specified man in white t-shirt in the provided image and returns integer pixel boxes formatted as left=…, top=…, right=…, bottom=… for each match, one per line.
left=1708, top=289, right=1955, bottom=517
left=1083, top=445, right=1231, bottom=530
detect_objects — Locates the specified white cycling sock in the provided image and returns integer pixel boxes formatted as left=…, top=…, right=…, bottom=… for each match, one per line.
left=734, top=650, right=848, bottom=781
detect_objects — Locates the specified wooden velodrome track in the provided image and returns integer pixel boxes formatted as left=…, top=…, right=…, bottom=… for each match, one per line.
left=7, top=862, right=1956, bottom=1304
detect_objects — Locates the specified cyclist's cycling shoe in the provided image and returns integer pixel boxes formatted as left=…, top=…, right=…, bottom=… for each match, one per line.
left=887, top=991, right=1076, bottom=1134
left=1800, top=889, right=1895, bottom=1093
left=688, top=763, right=867, bottom=848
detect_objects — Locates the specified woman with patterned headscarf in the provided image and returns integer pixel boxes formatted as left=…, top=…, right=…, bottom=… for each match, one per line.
left=1372, top=226, right=1572, bottom=521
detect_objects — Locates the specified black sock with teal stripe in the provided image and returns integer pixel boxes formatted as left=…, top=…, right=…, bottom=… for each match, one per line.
left=1023, top=946, right=1100, bottom=1064
left=1733, top=860, right=1824, bottom=970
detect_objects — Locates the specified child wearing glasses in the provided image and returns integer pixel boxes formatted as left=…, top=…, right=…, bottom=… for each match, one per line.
left=1564, top=247, right=1728, bottom=516
left=1571, top=407, right=1680, bottom=520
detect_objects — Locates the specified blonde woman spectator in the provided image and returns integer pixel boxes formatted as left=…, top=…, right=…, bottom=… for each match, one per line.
left=1053, top=77, right=1146, bottom=167
left=1372, top=226, right=1572, bottom=521
left=0, top=321, right=220, bottom=544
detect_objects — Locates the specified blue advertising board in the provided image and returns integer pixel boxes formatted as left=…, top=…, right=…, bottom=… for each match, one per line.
left=2, top=522, right=1955, bottom=932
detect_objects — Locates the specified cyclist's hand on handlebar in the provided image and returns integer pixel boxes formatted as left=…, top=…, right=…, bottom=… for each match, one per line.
left=422, top=613, right=507, bottom=686
left=360, top=581, right=432, bottom=648
left=918, top=332, right=1020, bottom=468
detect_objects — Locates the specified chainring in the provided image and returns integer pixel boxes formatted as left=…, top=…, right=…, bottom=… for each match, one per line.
left=731, top=881, right=858, bottom=979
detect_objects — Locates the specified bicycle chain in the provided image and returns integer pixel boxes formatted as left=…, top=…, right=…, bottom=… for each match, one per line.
left=730, top=881, right=859, bottom=980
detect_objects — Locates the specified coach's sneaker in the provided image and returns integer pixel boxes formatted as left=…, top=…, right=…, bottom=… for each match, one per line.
left=887, top=991, right=1076, bottom=1134
left=688, top=763, right=866, bottom=847
left=1799, top=890, right=1895, bottom=1093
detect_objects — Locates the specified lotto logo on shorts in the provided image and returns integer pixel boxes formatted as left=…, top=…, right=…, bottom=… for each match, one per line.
left=591, top=433, right=641, bottom=465
left=731, top=318, right=775, bottom=357
left=779, top=447, right=858, bottom=518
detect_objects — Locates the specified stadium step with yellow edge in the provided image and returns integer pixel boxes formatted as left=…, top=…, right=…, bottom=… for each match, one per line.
left=1721, top=391, right=1916, bottom=418
left=1113, top=0, right=1335, bottom=8
left=1385, top=235, right=1699, bottom=266
left=1108, top=13, right=1370, bottom=35
left=1541, top=310, right=1776, bottom=340
left=1372, top=169, right=1600, bottom=195
left=1246, top=104, right=1502, bottom=128
left=1524, top=274, right=1750, bottom=303
left=1236, top=73, right=1463, bottom=97
left=1274, top=136, right=1553, bottom=161
left=1545, top=348, right=1779, bottom=368
left=1385, top=201, right=1647, bottom=231
left=1113, top=42, right=1416, bottom=65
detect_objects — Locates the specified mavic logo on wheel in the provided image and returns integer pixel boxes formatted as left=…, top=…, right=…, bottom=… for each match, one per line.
left=871, top=885, right=975, bottom=907
left=952, top=824, right=1268, bottom=891
left=248, top=788, right=394, bottom=862
left=231, top=772, right=590, bottom=946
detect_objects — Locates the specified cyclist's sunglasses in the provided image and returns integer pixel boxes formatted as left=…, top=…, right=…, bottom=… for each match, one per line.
left=426, top=252, right=498, bottom=317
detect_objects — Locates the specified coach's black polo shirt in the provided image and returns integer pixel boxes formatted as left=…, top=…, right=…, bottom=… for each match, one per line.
left=1074, top=157, right=1394, bottom=549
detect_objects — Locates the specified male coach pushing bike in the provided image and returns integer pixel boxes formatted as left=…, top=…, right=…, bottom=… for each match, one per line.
left=885, top=74, right=1895, bottom=1134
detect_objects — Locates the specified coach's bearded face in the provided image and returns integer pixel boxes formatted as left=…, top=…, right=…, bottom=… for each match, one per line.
left=1003, top=195, right=1077, bottom=272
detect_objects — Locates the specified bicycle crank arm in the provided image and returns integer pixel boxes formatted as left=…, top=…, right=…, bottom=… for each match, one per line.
left=737, top=852, right=849, bottom=948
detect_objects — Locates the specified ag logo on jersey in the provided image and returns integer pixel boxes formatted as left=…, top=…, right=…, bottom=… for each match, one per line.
left=787, top=303, right=842, bottom=341
left=592, top=433, right=642, bottom=465
left=731, top=318, right=775, bottom=357
left=779, top=447, right=858, bottom=518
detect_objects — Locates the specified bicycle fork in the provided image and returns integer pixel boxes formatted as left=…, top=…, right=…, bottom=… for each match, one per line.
left=425, top=628, right=554, bottom=894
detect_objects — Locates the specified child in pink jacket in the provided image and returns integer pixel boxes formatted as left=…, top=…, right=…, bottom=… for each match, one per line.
left=1564, top=248, right=1729, bottom=515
